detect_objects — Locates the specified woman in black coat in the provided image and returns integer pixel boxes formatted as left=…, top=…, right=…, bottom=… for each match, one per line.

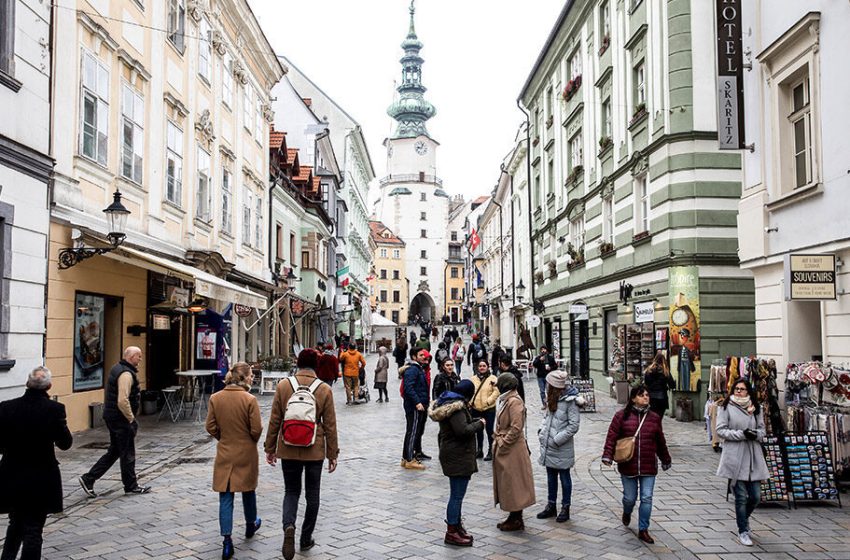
left=428, top=379, right=484, bottom=547
left=643, top=351, right=676, bottom=418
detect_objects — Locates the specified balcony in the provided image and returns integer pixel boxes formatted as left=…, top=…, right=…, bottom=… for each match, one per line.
left=379, top=174, right=442, bottom=187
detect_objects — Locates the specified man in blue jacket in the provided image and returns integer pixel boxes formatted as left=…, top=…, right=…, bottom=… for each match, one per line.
left=401, top=348, right=430, bottom=470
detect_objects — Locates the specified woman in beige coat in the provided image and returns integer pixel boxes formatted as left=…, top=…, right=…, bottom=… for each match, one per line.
left=470, top=359, right=500, bottom=460
left=492, top=372, right=535, bottom=531
left=205, top=362, right=263, bottom=559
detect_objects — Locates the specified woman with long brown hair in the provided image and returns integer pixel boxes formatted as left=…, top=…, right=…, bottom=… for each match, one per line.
left=205, top=362, right=263, bottom=559
left=643, top=351, right=675, bottom=418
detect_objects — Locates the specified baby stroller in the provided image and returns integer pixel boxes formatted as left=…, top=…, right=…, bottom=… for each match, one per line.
left=357, top=365, right=370, bottom=403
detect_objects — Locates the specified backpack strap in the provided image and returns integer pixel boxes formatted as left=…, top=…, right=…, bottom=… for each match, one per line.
left=289, top=376, right=323, bottom=393
left=306, top=378, right=323, bottom=394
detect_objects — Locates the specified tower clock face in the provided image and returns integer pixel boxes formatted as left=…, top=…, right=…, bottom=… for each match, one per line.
left=415, top=141, right=428, bottom=155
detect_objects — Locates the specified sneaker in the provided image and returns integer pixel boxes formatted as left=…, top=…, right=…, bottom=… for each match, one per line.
left=282, top=525, right=296, bottom=560
left=245, top=517, right=261, bottom=539
left=124, top=486, right=151, bottom=495
left=402, top=459, right=426, bottom=470
left=738, top=531, right=753, bottom=546
left=78, top=476, right=96, bottom=498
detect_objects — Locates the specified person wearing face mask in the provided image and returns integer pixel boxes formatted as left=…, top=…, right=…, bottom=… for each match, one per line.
left=491, top=373, right=535, bottom=532
left=716, top=379, right=768, bottom=547
left=469, top=360, right=500, bottom=461
left=601, top=384, right=671, bottom=545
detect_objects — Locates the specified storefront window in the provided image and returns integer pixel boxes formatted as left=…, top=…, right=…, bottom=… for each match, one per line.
left=73, top=292, right=123, bottom=392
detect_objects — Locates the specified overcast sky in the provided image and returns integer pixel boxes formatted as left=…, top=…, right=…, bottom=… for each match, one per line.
left=247, top=0, right=565, bottom=202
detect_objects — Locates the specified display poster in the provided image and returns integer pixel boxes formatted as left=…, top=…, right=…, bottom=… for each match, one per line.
left=196, top=326, right=217, bottom=361
left=74, top=293, right=105, bottom=391
left=669, top=266, right=701, bottom=391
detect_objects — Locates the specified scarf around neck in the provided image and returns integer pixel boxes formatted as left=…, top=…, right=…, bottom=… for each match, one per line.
left=730, top=395, right=755, bottom=414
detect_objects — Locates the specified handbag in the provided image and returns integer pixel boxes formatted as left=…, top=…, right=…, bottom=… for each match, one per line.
left=613, top=411, right=648, bottom=464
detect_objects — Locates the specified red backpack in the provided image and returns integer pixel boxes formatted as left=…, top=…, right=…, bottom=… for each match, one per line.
left=281, top=377, right=323, bottom=447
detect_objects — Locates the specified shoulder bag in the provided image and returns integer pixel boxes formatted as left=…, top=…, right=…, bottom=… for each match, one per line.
left=613, top=411, right=648, bottom=464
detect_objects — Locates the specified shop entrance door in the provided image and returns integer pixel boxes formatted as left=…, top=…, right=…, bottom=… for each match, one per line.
left=570, top=317, right=590, bottom=379
left=148, top=314, right=182, bottom=390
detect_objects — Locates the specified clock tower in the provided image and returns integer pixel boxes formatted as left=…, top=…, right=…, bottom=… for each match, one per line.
left=376, top=0, right=450, bottom=324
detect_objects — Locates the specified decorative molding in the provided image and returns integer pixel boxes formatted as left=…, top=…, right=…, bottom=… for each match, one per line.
left=211, top=30, right=227, bottom=56
left=219, top=144, right=235, bottom=161
left=566, top=199, right=585, bottom=221
left=600, top=177, right=614, bottom=199
left=187, top=0, right=206, bottom=22
left=163, top=92, right=189, bottom=118
left=630, top=150, right=649, bottom=177
left=242, top=165, right=260, bottom=184
left=0, top=135, right=54, bottom=183
left=624, top=23, right=648, bottom=51
left=195, top=109, right=215, bottom=144
left=262, top=103, right=274, bottom=123
left=117, top=49, right=151, bottom=82
left=232, top=59, right=248, bottom=85
left=77, top=12, right=119, bottom=52
left=757, top=12, right=820, bottom=67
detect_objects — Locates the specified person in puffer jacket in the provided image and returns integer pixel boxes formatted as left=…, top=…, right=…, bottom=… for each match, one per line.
left=400, top=348, right=431, bottom=470
left=536, top=371, right=581, bottom=523
left=602, top=384, right=671, bottom=545
left=428, top=380, right=484, bottom=547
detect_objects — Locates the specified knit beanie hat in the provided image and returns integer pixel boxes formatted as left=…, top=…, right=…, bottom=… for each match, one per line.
left=496, top=372, right=519, bottom=394
left=546, top=370, right=568, bottom=389
left=454, top=379, right=475, bottom=401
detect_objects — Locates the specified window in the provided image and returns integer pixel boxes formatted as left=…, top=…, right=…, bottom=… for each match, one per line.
left=570, top=217, right=585, bottom=254
left=165, top=121, right=183, bottom=204
left=301, top=251, right=309, bottom=268
left=242, top=188, right=252, bottom=245
left=602, top=196, right=614, bottom=243
left=634, top=175, right=649, bottom=233
left=420, top=229, right=426, bottom=238
left=420, top=211, right=426, bottom=221
left=420, top=266, right=427, bottom=276
left=254, top=90, right=263, bottom=140
left=392, top=270, right=400, bottom=280
left=451, top=231, right=457, bottom=241
left=80, top=51, right=109, bottom=166
left=451, top=287, right=459, bottom=300
left=222, top=54, right=233, bottom=108
left=420, top=192, right=426, bottom=202
left=196, top=146, right=212, bottom=221
left=450, top=267, right=458, bottom=278
left=380, top=269, right=387, bottom=279
left=243, top=86, right=252, bottom=131
left=601, top=98, right=612, bottom=138
left=120, top=83, right=144, bottom=183
left=0, top=0, right=16, bottom=79
left=167, top=0, right=186, bottom=52
left=449, top=246, right=461, bottom=259
left=569, top=50, right=582, bottom=80
left=198, top=18, right=211, bottom=82
left=634, top=62, right=646, bottom=106
left=392, top=249, right=400, bottom=259
left=420, top=249, right=427, bottom=259
left=546, top=159, right=554, bottom=194
left=380, top=290, right=387, bottom=303
left=534, top=107, right=541, bottom=139
left=790, top=77, right=812, bottom=188
left=570, top=132, right=583, bottom=170
left=221, top=168, right=232, bottom=233
left=379, top=248, right=387, bottom=258
left=255, top=195, right=263, bottom=248
left=600, top=1, right=610, bottom=39
left=276, top=224, right=283, bottom=259
left=379, top=310, right=386, bottom=318
left=290, top=233, right=296, bottom=264
left=391, top=310, right=399, bottom=324
left=544, top=86, right=553, bottom=120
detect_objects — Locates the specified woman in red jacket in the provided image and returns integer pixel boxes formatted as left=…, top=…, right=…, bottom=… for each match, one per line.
left=602, top=384, right=671, bottom=544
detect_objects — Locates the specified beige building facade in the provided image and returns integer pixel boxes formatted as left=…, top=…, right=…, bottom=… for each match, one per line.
left=369, top=221, right=408, bottom=326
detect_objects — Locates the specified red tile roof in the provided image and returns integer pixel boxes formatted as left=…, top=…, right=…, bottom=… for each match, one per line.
left=286, top=149, right=299, bottom=166
left=369, top=220, right=405, bottom=246
left=293, top=165, right=312, bottom=184
left=270, top=131, right=286, bottom=150
left=472, top=195, right=490, bottom=205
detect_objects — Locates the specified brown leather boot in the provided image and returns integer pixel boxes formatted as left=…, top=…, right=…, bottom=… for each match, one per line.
left=444, top=524, right=473, bottom=547
left=457, top=520, right=473, bottom=541
left=638, top=530, right=655, bottom=544
left=497, top=516, right=525, bottom=532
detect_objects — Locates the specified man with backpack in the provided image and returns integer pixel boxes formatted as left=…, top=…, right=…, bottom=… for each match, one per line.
left=467, top=334, right=488, bottom=369
left=265, top=349, right=338, bottom=560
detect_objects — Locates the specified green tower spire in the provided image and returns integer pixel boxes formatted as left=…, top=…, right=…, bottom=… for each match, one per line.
left=387, top=0, right=436, bottom=139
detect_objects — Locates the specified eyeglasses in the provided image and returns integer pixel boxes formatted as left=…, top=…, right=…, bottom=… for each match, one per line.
left=734, top=386, right=748, bottom=393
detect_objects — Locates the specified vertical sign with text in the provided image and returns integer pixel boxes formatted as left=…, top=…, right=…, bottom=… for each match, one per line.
left=716, top=0, right=745, bottom=149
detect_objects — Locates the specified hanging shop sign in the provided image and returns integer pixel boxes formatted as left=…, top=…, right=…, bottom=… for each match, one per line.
left=152, top=314, right=171, bottom=330
left=634, top=301, right=655, bottom=323
left=167, top=286, right=190, bottom=307
left=784, top=254, right=836, bottom=300
left=528, top=314, right=542, bottom=328
left=234, top=304, right=253, bottom=317
left=715, top=0, right=746, bottom=149
left=669, top=266, right=701, bottom=392
left=569, top=303, right=588, bottom=315
left=290, top=298, right=307, bottom=318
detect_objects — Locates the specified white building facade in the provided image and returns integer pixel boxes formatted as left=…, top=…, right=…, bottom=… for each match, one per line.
left=738, top=3, right=850, bottom=367
left=0, top=0, right=53, bottom=400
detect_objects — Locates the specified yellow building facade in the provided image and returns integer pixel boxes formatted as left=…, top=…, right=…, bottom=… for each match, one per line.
left=369, top=221, right=408, bottom=326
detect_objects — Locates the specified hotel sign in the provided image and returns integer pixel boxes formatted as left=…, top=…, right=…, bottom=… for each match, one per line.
left=784, top=254, right=836, bottom=300
left=716, top=0, right=745, bottom=149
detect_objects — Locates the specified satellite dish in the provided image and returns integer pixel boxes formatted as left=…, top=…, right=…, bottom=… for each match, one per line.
left=528, top=315, right=541, bottom=328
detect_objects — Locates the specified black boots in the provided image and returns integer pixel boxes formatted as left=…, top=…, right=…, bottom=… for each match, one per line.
left=536, top=503, right=556, bottom=519
left=556, top=505, right=570, bottom=523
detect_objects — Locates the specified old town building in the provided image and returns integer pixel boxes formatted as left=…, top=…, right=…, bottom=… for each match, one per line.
left=368, top=221, right=408, bottom=326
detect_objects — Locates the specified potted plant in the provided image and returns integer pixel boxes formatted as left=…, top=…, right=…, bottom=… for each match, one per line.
left=598, top=136, right=613, bottom=154
left=628, top=102, right=647, bottom=127
left=562, top=75, right=582, bottom=102
left=598, top=35, right=610, bottom=56
left=566, top=164, right=584, bottom=185
left=567, top=243, right=585, bottom=269
left=547, top=260, right=557, bottom=278
left=600, top=240, right=615, bottom=255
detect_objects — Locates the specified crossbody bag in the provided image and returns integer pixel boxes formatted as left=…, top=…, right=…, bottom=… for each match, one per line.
left=613, top=411, right=648, bottom=464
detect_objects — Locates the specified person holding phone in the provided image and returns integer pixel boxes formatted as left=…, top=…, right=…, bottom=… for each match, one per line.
left=470, top=360, right=500, bottom=461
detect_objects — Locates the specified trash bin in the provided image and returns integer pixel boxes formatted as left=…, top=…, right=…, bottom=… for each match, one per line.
left=140, top=390, right=158, bottom=415
left=89, top=402, right=104, bottom=429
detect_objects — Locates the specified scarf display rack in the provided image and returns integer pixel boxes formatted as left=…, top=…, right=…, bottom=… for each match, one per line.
left=566, top=378, right=597, bottom=413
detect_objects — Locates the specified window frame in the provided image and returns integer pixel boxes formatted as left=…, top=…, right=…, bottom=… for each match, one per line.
left=167, top=0, right=186, bottom=53
left=195, top=146, right=212, bottom=222
left=242, top=187, right=252, bottom=246
left=392, top=249, right=400, bottom=259
left=120, top=82, right=144, bottom=184
left=602, top=195, right=614, bottom=243
left=254, top=194, right=263, bottom=248
left=80, top=49, right=110, bottom=167
left=221, top=167, right=232, bottom=233
left=634, top=175, right=649, bottom=234
left=420, top=266, right=427, bottom=276
left=788, top=76, right=812, bottom=189
left=569, top=130, right=583, bottom=170
left=634, top=62, right=646, bottom=107
left=222, top=54, right=233, bottom=109
left=0, top=0, right=17, bottom=85
left=198, top=17, right=212, bottom=83
left=392, top=270, right=400, bottom=280
left=570, top=216, right=585, bottom=254
left=165, top=121, right=184, bottom=205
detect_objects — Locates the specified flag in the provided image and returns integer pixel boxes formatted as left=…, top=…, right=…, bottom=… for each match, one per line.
left=475, top=266, right=483, bottom=288
left=469, top=229, right=481, bottom=251
left=337, top=266, right=350, bottom=287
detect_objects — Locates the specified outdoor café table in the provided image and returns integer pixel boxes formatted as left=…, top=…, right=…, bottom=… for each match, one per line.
left=175, top=370, right=217, bottom=422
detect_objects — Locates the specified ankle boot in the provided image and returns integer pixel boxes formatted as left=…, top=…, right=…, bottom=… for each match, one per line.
left=556, top=505, right=570, bottom=522
left=536, top=503, right=557, bottom=519
left=457, top=520, right=473, bottom=541
left=221, top=536, right=234, bottom=560
left=444, top=524, right=473, bottom=547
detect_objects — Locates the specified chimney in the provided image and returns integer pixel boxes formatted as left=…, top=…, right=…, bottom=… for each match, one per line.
left=302, top=98, right=312, bottom=108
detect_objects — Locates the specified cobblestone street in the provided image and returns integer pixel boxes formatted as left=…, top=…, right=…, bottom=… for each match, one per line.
left=5, top=349, right=850, bottom=560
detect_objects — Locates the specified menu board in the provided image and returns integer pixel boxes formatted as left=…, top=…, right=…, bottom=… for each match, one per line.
left=784, top=432, right=839, bottom=503
left=567, top=378, right=596, bottom=413
left=760, top=436, right=789, bottom=503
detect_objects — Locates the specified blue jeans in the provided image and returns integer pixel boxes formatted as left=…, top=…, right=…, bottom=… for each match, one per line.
left=446, top=476, right=470, bottom=525
left=219, top=491, right=257, bottom=536
left=537, top=377, right=547, bottom=405
left=732, top=480, right=760, bottom=533
left=621, top=475, right=655, bottom=531
left=455, top=360, right=463, bottom=375
left=546, top=467, right=572, bottom=507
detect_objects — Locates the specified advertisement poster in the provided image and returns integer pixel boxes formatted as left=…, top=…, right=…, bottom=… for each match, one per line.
left=668, top=266, right=701, bottom=391
left=196, top=327, right=217, bottom=361
left=74, top=293, right=105, bottom=391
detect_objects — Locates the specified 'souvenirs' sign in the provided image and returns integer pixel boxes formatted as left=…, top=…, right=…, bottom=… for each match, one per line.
left=784, top=254, right=837, bottom=300
left=716, top=0, right=745, bottom=149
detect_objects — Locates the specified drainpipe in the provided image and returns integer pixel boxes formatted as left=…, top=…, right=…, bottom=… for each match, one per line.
left=268, top=177, right=278, bottom=282
left=516, top=100, right=533, bottom=312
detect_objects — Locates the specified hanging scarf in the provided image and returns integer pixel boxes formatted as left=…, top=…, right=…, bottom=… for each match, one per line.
left=730, top=395, right=755, bottom=415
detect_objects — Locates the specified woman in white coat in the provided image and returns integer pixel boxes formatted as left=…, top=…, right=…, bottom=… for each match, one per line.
left=715, top=379, right=769, bottom=547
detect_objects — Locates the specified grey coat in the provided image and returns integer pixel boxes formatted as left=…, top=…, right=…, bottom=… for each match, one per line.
left=715, top=403, right=769, bottom=483
left=374, top=355, right=389, bottom=384
left=538, top=388, right=581, bottom=470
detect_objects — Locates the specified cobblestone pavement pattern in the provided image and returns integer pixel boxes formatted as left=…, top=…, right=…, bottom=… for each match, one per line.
left=3, top=334, right=850, bottom=559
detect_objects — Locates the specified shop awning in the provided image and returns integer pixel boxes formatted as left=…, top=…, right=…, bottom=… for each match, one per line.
left=108, top=246, right=268, bottom=310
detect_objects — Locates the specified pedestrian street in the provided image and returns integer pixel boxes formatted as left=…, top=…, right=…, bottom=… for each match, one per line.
left=5, top=349, right=850, bottom=560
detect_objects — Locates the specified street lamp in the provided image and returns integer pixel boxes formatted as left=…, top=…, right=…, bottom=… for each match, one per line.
left=285, top=268, right=300, bottom=291
left=516, top=279, right=526, bottom=303
left=58, top=189, right=130, bottom=269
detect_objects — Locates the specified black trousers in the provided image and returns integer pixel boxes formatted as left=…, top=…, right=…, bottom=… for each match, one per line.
left=281, top=460, right=323, bottom=544
left=84, top=417, right=138, bottom=491
left=1, top=510, right=47, bottom=560
left=471, top=408, right=496, bottom=453
left=402, top=401, right=426, bottom=461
